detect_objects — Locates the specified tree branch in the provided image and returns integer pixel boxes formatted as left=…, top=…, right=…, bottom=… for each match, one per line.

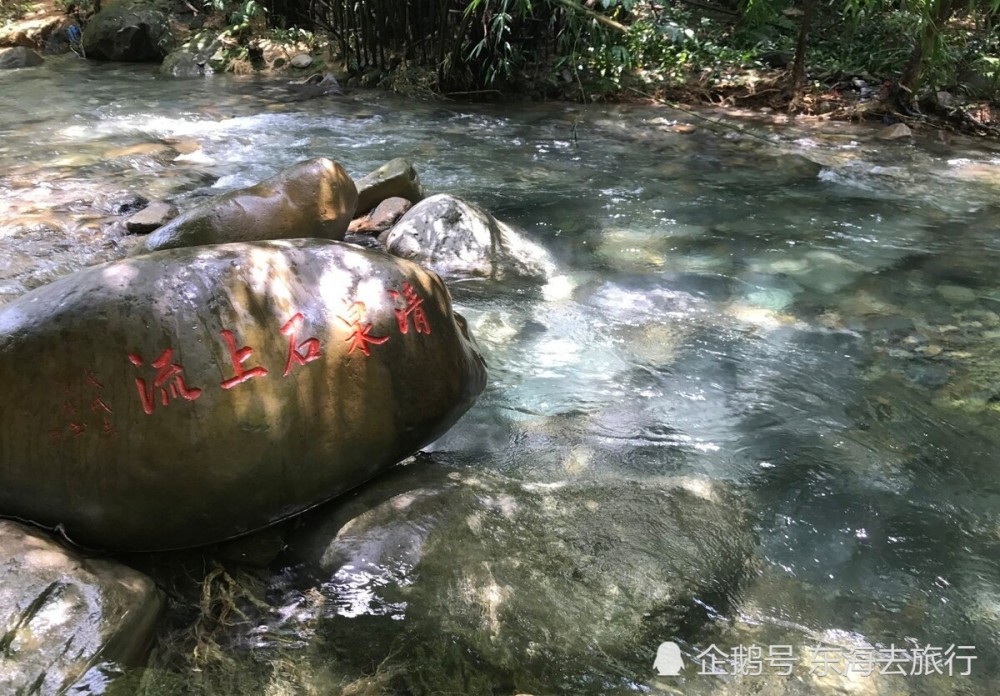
left=550, top=0, right=629, bottom=33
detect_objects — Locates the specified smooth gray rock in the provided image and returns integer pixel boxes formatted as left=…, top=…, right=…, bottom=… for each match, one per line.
left=383, top=193, right=558, bottom=282
left=0, top=520, right=164, bottom=694
left=0, top=47, right=44, bottom=69
left=0, top=240, right=486, bottom=550
left=290, top=53, right=313, bottom=68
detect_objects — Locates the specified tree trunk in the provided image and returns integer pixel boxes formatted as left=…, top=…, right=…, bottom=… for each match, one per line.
left=789, top=0, right=815, bottom=94
left=900, top=0, right=956, bottom=95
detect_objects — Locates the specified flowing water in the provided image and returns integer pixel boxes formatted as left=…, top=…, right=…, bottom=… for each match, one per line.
left=5, top=56, right=1000, bottom=695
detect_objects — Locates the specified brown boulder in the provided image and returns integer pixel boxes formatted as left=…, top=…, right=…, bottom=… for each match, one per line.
left=0, top=240, right=486, bottom=551
left=132, top=157, right=357, bottom=255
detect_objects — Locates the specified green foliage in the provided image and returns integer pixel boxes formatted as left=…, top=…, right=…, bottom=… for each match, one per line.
left=563, top=6, right=750, bottom=96
left=810, top=7, right=922, bottom=75
left=266, top=25, right=316, bottom=47
left=216, top=0, right=265, bottom=38
left=464, top=0, right=535, bottom=85
left=155, top=0, right=1000, bottom=101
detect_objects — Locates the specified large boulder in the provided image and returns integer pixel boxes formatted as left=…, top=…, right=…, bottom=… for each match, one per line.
left=0, top=521, right=164, bottom=694
left=273, top=465, right=757, bottom=694
left=131, top=157, right=357, bottom=255
left=0, top=46, right=43, bottom=69
left=355, top=157, right=423, bottom=215
left=383, top=193, right=558, bottom=282
left=81, top=2, right=174, bottom=62
left=0, top=240, right=486, bottom=551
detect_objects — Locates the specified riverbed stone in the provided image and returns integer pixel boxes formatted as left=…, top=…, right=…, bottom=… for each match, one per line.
left=0, top=46, right=43, bottom=69
left=877, top=123, right=912, bottom=140
left=0, top=520, right=164, bottom=693
left=132, top=157, right=357, bottom=255
left=0, top=240, right=486, bottom=551
left=289, top=53, right=313, bottom=68
left=125, top=200, right=178, bottom=234
left=81, top=2, right=174, bottom=62
left=355, top=157, right=423, bottom=215
left=383, top=193, right=559, bottom=282
left=349, top=196, right=412, bottom=235
left=279, top=464, right=757, bottom=694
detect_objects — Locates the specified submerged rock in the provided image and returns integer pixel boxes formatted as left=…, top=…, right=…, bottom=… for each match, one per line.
left=131, top=157, right=357, bottom=255
left=355, top=157, right=423, bottom=215
left=0, top=520, right=164, bottom=693
left=936, top=283, right=978, bottom=304
left=0, top=240, right=486, bottom=550
left=278, top=464, right=757, bottom=694
left=383, top=193, right=559, bottom=282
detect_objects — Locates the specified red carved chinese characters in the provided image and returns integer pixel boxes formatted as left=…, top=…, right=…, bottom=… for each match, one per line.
left=339, top=302, right=388, bottom=357
left=390, top=282, right=431, bottom=335
left=219, top=329, right=269, bottom=389
left=87, top=371, right=116, bottom=438
left=50, top=371, right=117, bottom=440
left=128, top=348, right=203, bottom=415
left=280, top=313, right=322, bottom=376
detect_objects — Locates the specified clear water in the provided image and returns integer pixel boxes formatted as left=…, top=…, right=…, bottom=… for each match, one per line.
left=5, top=55, right=1000, bottom=695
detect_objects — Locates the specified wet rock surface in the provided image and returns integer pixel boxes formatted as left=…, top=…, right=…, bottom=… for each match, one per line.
left=0, top=520, right=164, bottom=694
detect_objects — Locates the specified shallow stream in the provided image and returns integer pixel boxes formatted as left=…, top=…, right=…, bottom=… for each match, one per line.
left=4, top=56, right=1000, bottom=695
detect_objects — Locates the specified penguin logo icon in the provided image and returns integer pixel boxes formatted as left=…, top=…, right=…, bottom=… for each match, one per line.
left=653, top=641, right=684, bottom=676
